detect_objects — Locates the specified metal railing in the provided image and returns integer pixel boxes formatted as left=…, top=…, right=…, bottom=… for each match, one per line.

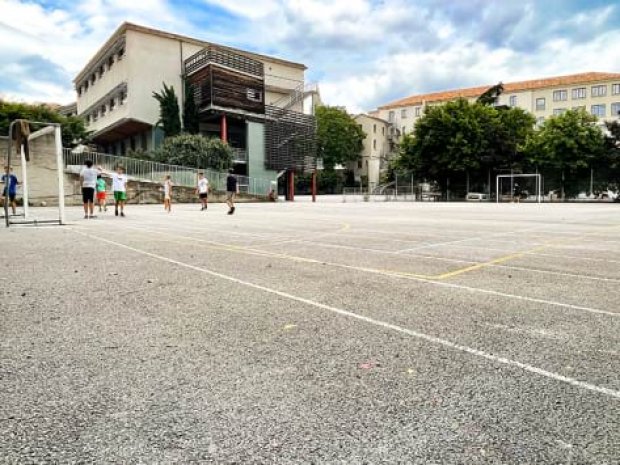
left=63, top=149, right=273, bottom=197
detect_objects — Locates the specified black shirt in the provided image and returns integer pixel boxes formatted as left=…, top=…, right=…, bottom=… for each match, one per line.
left=226, top=174, right=237, bottom=192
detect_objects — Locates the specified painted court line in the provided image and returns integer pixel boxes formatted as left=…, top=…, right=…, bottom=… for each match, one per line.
left=85, top=223, right=619, bottom=318
left=72, top=228, right=620, bottom=401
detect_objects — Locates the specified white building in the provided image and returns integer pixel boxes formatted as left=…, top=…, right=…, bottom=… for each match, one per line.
left=351, top=114, right=394, bottom=188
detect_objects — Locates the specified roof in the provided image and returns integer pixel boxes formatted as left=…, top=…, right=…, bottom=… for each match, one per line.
left=378, top=72, right=620, bottom=110
left=75, top=22, right=306, bottom=83
left=354, top=113, right=390, bottom=125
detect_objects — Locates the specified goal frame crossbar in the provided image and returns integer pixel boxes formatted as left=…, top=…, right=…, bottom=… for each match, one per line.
left=496, top=173, right=542, bottom=204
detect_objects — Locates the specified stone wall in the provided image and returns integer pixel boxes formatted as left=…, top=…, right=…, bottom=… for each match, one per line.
left=1, top=135, right=265, bottom=206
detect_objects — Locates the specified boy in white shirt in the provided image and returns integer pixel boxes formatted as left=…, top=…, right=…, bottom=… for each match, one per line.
left=79, top=160, right=98, bottom=219
left=196, top=172, right=209, bottom=211
left=112, top=166, right=128, bottom=217
left=163, top=175, right=173, bottom=213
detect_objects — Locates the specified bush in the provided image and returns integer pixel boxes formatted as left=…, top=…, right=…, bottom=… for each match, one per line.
left=154, top=134, right=233, bottom=170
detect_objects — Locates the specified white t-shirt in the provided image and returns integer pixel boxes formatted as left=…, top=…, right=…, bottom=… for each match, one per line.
left=198, top=178, right=209, bottom=194
left=163, top=180, right=173, bottom=197
left=80, top=167, right=98, bottom=189
left=112, top=173, right=127, bottom=192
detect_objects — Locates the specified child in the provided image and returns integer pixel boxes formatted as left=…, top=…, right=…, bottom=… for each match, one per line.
left=163, top=175, right=173, bottom=213
left=96, top=174, right=107, bottom=212
left=226, top=169, right=238, bottom=215
left=79, top=160, right=98, bottom=219
left=1, top=166, right=19, bottom=216
left=112, top=166, right=128, bottom=217
left=196, top=172, right=209, bottom=211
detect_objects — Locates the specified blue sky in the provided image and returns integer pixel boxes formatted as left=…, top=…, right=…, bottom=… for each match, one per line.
left=1, top=0, right=620, bottom=111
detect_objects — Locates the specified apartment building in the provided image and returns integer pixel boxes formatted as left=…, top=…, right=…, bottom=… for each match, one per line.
left=376, top=72, right=620, bottom=135
left=73, top=22, right=315, bottom=180
left=351, top=114, right=393, bottom=188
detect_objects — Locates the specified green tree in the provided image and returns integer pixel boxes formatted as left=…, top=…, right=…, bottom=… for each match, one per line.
left=477, top=83, right=504, bottom=106
left=315, top=105, right=365, bottom=170
left=154, top=133, right=233, bottom=170
left=525, top=109, right=605, bottom=199
left=0, top=100, right=89, bottom=148
left=153, top=83, right=182, bottom=138
left=183, top=83, right=200, bottom=134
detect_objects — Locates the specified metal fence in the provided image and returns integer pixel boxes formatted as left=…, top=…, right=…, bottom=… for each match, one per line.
left=63, top=149, right=273, bottom=197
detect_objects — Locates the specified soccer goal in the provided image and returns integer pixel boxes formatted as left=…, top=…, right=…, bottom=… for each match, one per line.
left=3, top=120, right=66, bottom=227
left=496, top=173, right=542, bottom=203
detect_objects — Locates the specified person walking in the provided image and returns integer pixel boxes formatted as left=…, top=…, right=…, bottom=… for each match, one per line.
left=1, top=166, right=20, bottom=216
left=96, top=174, right=107, bottom=212
left=79, top=160, right=98, bottom=219
left=197, top=172, right=209, bottom=211
left=112, top=166, right=128, bottom=217
left=163, top=175, right=173, bottom=213
left=226, top=169, right=238, bottom=215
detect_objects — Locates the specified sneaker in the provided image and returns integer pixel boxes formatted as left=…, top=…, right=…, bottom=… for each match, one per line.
left=227, top=210, right=233, bottom=215
left=231, top=207, right=235, bottom=215
left=115, top=209, right=119, bottom=216
left=84, top=215, right=88, bottom=219
left=120, top=212, right=125, bottom=217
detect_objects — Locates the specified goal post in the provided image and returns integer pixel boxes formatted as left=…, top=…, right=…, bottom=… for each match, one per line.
left=4, top=120, right=66, bottom=227
left=496, top=173, right=542, bottom=203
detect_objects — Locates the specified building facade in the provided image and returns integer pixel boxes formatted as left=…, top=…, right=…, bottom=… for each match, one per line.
left=376, top=72, right=620, bottom=136
left=74, top=22, right=315, bottom=181
left=351, top=114, right=393, bottom=188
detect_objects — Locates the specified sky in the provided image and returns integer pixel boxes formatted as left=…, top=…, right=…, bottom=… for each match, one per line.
left=1, top=0, right=620, bottom=112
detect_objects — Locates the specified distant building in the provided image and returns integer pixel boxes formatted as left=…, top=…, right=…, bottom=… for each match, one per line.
left=74, top=22, right=316, bottom=180
left=352, top=114, right=395, bottom=189
left=57, top=102, right=77, bottom=118
left=376, top=72, right=620, bottom=134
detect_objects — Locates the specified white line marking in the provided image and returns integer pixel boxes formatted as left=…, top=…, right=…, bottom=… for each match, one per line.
left=72, top=229, right=620, bottom=401
left=90, top=223, right=620, bottom=318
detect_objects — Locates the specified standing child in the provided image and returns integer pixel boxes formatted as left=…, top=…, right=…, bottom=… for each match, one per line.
left=79, top=160, right=98, bottom=219
left=1, top=166, right=20, bottom=216
left=196, top=172, right=209, bottom=211
left=96, top=174, right=107, bottom=212
left=226, top=168, right=238, bottom=215
left=163, top=175, right=173, bottom=213
left=112, top=166, right=128, bottom=217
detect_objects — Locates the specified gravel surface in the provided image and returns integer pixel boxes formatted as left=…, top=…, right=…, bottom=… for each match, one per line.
left=1, top=201, right=619, bottom=464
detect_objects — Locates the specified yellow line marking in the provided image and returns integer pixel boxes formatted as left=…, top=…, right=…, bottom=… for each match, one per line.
left=105, top=222, right=620, bottom=282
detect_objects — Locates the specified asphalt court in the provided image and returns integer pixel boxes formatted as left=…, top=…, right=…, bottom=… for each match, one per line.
left=1, top=200, right=619, bottom=463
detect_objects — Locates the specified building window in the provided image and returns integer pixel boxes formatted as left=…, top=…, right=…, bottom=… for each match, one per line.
left=509, top=95, right=517, bottom=107
left=91, top=74, right=96, bottom=85
left=591, top=85, right=607, bottom=97
left=100, top=105, right=106, bottom=117
left=612, top=84, right=620, bottom=95
left=553, top=90, right=568, bottom=102
left=611, top=102, right=620, bottom=117
left=84, top=81, right=89, bottom=91
left=591, top=104, right=606, bottom=117
left=572, top=87, right=586, bottom=99
left=401, top=109, right=407, bottom=118
left=119, top=90, right=127, bottom=105
left=108, top=56, right=114, bottom=69
left=373, top=124, right=377, bottom=134
left=118, top=47, right=125, bottom=61
left=373, top=139, right=377, bottom=150
left=388, top=111, right=395, bottom=122
left=98, top=65, right=104, bottom=78
left=553, top=108, right=567, bottom=116
left=358, top=159, right=362, bottom=169
left=535, top=98, right=546, bottom=111
left=246, top=88, right=262, bottom=102
left=109, top=98, right=115, bottom=111
left=415, top=106, right=421, bottom=117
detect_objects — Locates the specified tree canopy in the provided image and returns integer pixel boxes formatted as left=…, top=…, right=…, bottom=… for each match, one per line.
left=154, top=134, right=233, bottom=170
left=0, top=100, right=89, bottom=148
left=183, top=83, right=200, bottom=135
left=315, top=105, right=366, bottom=170
left=153, top=83, right=182, bottom=138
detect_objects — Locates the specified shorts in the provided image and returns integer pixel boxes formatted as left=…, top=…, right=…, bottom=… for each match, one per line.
left=164, top=195, right=171, bottom=201
left=82, top=187, right=95, bottom=203
left=226, top=191, right=236, bottom=201
left=96, top=191, right=106, bottom=200
left=199, top=193, right=208, bottom=199
left=114, top=191, right=127, bottom=202
left=3, top=193, right=16, bottom=202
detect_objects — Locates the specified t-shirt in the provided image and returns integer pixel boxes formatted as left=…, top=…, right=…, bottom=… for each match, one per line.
left=198, top=178, right=209, bottom=194
left=96, top=178, right=106, bottom=193
left=163, top=180, right=173, bottom=197
left=80, top=167, right=98, bottom=189
left=1, top=174, right=18, bottom=195
left=112, top=173, right=128, bottom=192
left=226, top=174, right=237, bottom=192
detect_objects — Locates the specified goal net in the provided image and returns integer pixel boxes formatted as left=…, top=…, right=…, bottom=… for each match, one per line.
left=496, top=174, right=542, bottom=203
left=3, top=120, right=66, bottom=226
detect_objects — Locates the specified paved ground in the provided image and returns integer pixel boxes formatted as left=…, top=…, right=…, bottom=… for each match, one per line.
left=1, top=200, right=619, bottom=464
